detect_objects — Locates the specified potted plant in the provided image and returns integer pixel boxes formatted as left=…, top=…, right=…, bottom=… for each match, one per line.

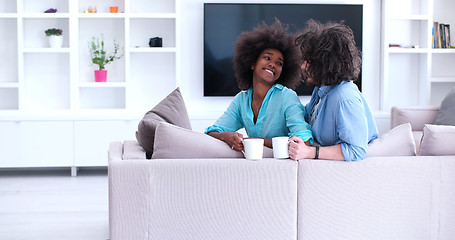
left=44, top=28, right=63, bottom=48
left=88, top=35, right=123, bottom=82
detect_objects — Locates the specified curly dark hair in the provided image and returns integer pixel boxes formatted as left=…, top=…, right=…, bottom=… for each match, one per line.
left=233, top=19, right=302, bottom=90
left=295, top=19, right=362, bottom=86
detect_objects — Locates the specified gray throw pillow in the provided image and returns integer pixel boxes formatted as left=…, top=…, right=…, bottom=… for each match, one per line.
left=434, top=87, right=455, bottom=126
left=152, top=122, right=274, bottom=159
left=136, top=88, right=192, bottom=157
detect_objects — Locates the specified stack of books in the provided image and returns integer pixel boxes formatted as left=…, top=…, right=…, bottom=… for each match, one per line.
left=433, top=22, right=453, bottom=48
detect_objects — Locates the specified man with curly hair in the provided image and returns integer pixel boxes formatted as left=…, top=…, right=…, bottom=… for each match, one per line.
left=289, top=20, right=378, bottom=161
left=205, top=19, right=313, bottom=151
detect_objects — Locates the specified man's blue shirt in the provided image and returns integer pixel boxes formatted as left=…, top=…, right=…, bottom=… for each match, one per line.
left=305, top=81, right=378, bottom=161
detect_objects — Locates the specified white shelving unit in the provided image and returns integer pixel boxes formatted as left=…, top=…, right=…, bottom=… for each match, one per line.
left=381, top=0, right=455, bottom=112
left=0, top=0, right=179, bottom=175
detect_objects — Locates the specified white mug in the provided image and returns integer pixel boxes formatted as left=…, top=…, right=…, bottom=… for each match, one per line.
left=242, top=138, right=264, bottom=160
left=272, top=136, right=290, bottom=159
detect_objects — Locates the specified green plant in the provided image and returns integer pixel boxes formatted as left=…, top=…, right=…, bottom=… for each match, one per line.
left=88, top=35, right=123, bottom=70
left=44, top=28, right=62, bottom=36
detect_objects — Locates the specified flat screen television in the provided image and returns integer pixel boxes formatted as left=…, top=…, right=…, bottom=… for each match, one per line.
left=204, top=3, right=363, bottom=96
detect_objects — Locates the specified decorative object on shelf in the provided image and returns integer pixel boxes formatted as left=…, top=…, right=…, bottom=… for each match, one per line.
left=149, top=37, right=162, bottom=47
left=88, top=35, right=123, bottom=82
left=88, top=7, right=97, bottom=13
left=44, top=28, right=63, bottom=48
left=44, top=8, right=57, bottom=13
left=110, top=6, right=118, bottom=13
left=94, top=70, right=108, bottom=83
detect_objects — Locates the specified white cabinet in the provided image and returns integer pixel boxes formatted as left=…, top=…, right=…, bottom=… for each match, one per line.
left=0, top=121, right=74, bottom=168
left=0, top=0, right=178, bottom=173
left=382, top=0, right=455, bottom=111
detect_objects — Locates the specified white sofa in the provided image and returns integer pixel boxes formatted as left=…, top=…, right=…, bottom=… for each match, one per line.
left=108, top=106, right=455, bottom=240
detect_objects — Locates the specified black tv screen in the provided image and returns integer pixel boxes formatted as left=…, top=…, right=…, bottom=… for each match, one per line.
left=204, top=3, right=363, bottom=96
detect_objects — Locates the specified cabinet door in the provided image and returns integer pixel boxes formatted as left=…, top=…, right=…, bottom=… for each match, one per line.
left=0, top=121, right=73, bottom=168
left=74, top=120, right=139, bottom=166
left=0, top=122, right=21, bottom=167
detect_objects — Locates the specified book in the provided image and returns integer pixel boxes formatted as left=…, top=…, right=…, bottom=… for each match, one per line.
left=440, top=23, right=445, bottom=48
left=444, top=24, right=451, bottom=48
left=434, top=22, right=440, bottom=48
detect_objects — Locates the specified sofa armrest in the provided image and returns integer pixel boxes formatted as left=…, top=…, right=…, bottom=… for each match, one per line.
left=391, top=106, right=439, bottom=130
left=108, top=141, right=123, bottom=163
left=108, top=141, right=146, bottom=162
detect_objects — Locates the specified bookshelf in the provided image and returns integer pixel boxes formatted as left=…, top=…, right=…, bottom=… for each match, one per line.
left=0, top=0, right=179, bottom=175
left=381, top=0, right=455, bottom=111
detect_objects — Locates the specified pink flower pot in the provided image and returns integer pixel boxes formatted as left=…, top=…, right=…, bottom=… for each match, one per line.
left=94, top=70, right=107, bottom=82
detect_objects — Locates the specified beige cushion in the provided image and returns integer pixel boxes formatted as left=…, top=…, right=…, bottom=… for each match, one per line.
left=136, top=88, right=192, bottom=157
left=366, top=123, right=416, bottom=157
left=420, top=124, right=455, bottom=156
left=152, top=122, right=273, bottom=159
left=391, top=106, right=439, bottom=130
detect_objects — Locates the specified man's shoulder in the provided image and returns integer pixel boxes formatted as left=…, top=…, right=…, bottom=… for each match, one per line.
left=329, top=82, right=361, bottom=101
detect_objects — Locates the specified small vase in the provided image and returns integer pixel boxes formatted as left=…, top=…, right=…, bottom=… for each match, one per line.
left=48, top=35, right=63, bottom=48
left=94, top=70, right=107, bottom=82
left=110, top=6, right=118, bottom=13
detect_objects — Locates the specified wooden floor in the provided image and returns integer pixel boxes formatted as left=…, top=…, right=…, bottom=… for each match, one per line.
left=0, top=168, right=109, bottom=240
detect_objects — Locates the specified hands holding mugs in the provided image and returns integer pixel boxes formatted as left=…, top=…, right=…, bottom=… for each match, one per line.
left=234, top=136, right=292, bottom=160
left=241, top=136, right=292, bottom=160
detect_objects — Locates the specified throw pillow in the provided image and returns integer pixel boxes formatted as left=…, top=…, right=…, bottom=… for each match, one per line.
left=366, top=123, right=416, bottom=157
left=420, top=124, right=455, bottom=156
left=136, top=88, right=192, bottom=157
left=434, top=87, right=455, bottom=126
left=152, top=122, right=274, bottom=159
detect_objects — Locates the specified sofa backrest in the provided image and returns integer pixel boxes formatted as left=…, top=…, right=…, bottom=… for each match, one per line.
left=297, top=156, right=455, bottom=240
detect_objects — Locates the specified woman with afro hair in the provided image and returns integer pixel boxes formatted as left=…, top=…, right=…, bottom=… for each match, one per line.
left=288, top=20, right=378, bottom=161
left=205, top=19, right=313, bottom=151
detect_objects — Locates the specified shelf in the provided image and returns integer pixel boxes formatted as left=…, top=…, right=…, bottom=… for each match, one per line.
left=382, top=0, right=444, bottom=110
left=0, top=13, right=17, bottom=18
left=22, top=48, right=70, bottom=53
left=431, top=77, right=455, bottom=83
left=431, top=48, right=455, bottom=53
left=0, top=109, right=144, bottom=121
left=129, top=13, right=176, bottom=19
left=79, top=82, right=127, bottom=88
left=22, top=13, right=69, bottom=18
left=130, top=47, right=176, bottom=53
left=78, top=13, right=126, bottom=19
left=0, top=83, right=19, bottom=88
left=389, top=14, right=430, bottom=21
left=388, top=47, right=428, bottom=53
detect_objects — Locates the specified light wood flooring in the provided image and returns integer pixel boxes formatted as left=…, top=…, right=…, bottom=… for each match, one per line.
left=0, top=168, right=109, bottom=240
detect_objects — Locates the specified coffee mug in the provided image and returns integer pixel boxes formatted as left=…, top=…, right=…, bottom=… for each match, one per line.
left=272, top=136, right=290, bottom=158
left=242, top=138, right=264, bottom=160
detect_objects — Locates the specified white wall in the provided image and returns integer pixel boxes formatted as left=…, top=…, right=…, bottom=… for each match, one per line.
left=178, top=0, right=385, bottom=133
